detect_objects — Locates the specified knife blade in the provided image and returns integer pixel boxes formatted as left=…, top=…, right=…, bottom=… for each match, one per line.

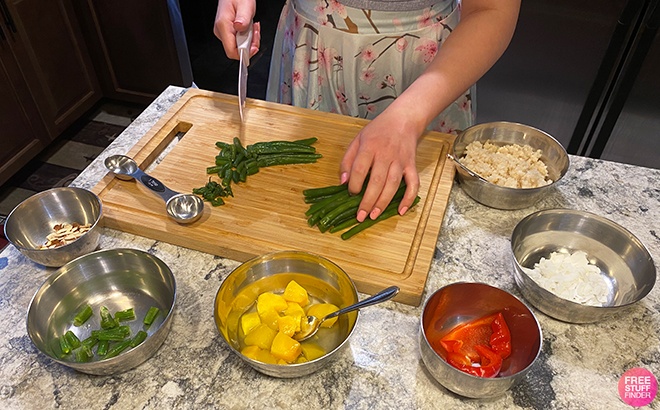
left=236, top=23, right=253, bottom=122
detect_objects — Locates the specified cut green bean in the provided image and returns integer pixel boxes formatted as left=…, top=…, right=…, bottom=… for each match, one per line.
left=81, top=335, right=99, bottom=349
left=73, top=304, right=93, bottom=326
left=131, top=330, right=148, bottom=348
left=75, top=345, right=94, bottom=362
left=115, top=308, right=136, bottom=322
left=97, top=340, right=109, bottom=357
left=59, top=335, right=72, bottom=355
left=92, top=325, right=131, bottom=341
left=64, top=330, right=81, bottom=349
left=104, top=339, right=132, bottom=359
left=143, top=306, right=160, bottom=326
left=100, top=306, right=118, bottom=329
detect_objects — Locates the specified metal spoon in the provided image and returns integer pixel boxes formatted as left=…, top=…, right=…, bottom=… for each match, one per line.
left=447, top=153, right=490, bottom=183
left=293, top=286, right=400, bottom=342
left=104, top=154, right=204, bottom=224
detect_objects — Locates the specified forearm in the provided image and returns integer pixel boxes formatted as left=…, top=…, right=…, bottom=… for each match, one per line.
left=384, top=0, right=521, bottom=135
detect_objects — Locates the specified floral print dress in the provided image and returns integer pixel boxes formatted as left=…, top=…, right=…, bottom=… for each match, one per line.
left=266, top=0, right=475, bottom=134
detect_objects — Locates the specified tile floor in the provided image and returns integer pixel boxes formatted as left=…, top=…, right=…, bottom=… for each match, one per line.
left=0, top=101, right=145, bottom=249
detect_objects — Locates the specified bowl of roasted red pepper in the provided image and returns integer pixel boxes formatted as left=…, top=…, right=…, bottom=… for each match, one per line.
left=419, top=282, right=542, bottom=398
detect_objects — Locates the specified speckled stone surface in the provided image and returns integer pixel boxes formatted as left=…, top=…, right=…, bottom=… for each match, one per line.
left=1, top=86, right=658, bottom=409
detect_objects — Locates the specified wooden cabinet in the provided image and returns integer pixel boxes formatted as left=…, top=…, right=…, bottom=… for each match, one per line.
left=0, top=0, right=100, bottom=186
left=74, top=0, right=193, bottom=104
left=2, top=0, right=101, bottom=138
left=0, top=43, right=48, bottom=186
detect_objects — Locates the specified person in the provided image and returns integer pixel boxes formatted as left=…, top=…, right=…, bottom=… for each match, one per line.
left=214, top=0, right=520, bottom=222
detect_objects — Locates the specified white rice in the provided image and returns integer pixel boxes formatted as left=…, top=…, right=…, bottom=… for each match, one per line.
left=461, top=140, right=552, bottom=188
left=522, top=251, right=610, bottom=306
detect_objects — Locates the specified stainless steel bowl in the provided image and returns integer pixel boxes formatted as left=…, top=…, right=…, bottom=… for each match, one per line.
left=4, top=187, right=103, bottom=267
left=420, top=282, right=542, bottom=398
left=451, top=121, right=570, bottom=209
left=511, top=209, right=656, bottom=323
left=214, top=251, right=359, bottom=378
left=26, top=248, right=177, bottom=375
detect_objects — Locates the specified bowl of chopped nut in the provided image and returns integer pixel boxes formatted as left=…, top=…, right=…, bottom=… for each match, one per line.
left=510, top=209, right=656, bottom=323
left=450, top=121, right=570, bottom=209
left=4, top=187, right=103, bottom=267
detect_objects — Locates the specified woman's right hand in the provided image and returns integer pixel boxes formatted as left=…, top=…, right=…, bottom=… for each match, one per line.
left=214, top=0, right=261, bottom=60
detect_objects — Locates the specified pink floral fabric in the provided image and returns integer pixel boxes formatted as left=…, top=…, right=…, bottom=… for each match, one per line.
left=266, top=0, right=474, bottom=134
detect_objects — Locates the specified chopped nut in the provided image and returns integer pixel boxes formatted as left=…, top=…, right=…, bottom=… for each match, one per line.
left=39, top=222, right=92, bottom=249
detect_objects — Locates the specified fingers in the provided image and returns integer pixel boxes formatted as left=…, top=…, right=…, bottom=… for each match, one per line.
left=213, top=0, right=258, bottom=60
left=398, top=168, right=420, bottom=215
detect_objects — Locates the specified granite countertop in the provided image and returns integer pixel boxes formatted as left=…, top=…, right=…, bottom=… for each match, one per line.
left=1, top=86, right=658, bottom=410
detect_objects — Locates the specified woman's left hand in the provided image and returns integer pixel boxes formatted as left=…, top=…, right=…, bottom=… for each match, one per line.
left=340, top=109, right=422, bottom=222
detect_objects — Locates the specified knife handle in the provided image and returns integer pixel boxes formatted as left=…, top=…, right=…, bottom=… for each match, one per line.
left=236, top=22, right=253, bottom=65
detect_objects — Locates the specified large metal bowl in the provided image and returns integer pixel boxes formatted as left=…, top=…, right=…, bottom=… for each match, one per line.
left=26, top=248, right=176, bottom=375
left=214, top=250, right=359, bottom=378
left=451, top=121, right=569, bottom=209
left=420, top=282, right=542, bottom=399
left=511, top=209, right=656, bottom=323
left=4, top=187, right=103, bottom=267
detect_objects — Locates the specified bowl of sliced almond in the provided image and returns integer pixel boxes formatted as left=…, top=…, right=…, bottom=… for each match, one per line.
left=4, top=187, right=103, bottom=267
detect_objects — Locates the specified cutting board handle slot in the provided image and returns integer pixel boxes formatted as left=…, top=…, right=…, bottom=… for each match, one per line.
left=135, top=121, right=193, bottom=170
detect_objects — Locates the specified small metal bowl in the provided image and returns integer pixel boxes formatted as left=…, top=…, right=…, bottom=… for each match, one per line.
left=511, top=209, right=656, bottom=323
left=26, top=248, right=176, bottom=375
left=4, top=187, right=103, bottom=267
left=451, top=121, right=570, bottom=209
left=420, top=282, right=542, bottom=399
left=214, top=251, right=359, bottom=378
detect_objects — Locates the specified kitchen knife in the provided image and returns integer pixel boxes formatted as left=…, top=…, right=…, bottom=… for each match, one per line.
left=236, top=23, right=253, bottom=122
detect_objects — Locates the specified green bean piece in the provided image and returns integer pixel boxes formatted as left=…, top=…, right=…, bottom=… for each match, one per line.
left=303, top=183, right=346, bottom=199
left=248, top=141, right=317, bottom=155
left=75, top=345, right=94, bottom=362
left=104, top=339, right=132, bottom=359
left=239, top=168, right=247, bottom=182
left=143, top=306, right=160, bottom=326
left=130, top=330, right=148, bottom=348
left=341, top=196, right=420, bottom=240
left=292, top=137, right=318, bottom=146
left=100, top=306, right=118, bottom=329
left=73, top=304, right=93, bottom=326
left=231, top=169, right=240, bottom=183
left=115, top=308, right=136, bottom=322
left=232, top=152, right=245, bottom=167
left=64, top=330, right=82, bottom=349
left=97, top=340, right=109, bottom=357
left=246, top=166, right=259, bottom=176
left=329, top=217, right=359, bottom=233
left=223, top=167, right=233, bottom=183
left=211, top=197, right=225, bottom=206
left=215, top=141, right=231, bottom=149
left=233, top=137, right=248, bottom=157
left=206, top=165, right=223, bottom=174
left=92, top=325, right=131, bottom=341
left=81, top=335, right=99, bottom=349
left=59, top=335, right=72, bottom=355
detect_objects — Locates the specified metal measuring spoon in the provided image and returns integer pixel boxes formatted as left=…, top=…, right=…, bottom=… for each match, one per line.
left=104, top=154, right=204, bottom=224
left=293, top=286, right=400, bottom=342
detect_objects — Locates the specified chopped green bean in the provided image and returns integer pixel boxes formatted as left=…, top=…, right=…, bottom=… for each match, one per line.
left=92, top=325, right=131, bottom=341
left=115, top=308, right=136, bottom=322
left=75, top=345, right=94, bottom=362
left=59, top=335, right=72, bottom=355
left=97, top=340, right=109, bottom=357
left=104, top=339, right=132, bottom=359
left=73, top=304, right=93, bottom=326
left=64, top=330, right=81, bottom=349
left=131, top=330, right=148, bottom=348
left=100, top=306, right=118, bottom=329
left=81, top=335, right=99, bottom=349
left=143, top=306, right=160, bottom=326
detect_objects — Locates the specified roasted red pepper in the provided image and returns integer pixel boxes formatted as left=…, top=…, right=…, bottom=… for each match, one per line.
left=438, top=311, right=512, bottom=378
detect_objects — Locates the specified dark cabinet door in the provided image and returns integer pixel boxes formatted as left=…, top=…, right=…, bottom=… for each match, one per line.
left=0, top=47, right=48, bottom=186
left=3, top=0, right=101, bottom=138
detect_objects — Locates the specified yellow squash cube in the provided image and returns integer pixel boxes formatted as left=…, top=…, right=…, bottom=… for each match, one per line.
left=301, top=343, right=326, bottom=361
left=277, top=315, right=299, bottom=337
left=282, top=280, right=309, bottom=306
left=243, top=324, right=277, bottom=350
left=270, top=332, right=302, bottom=363
left=284, top=302, right=306, bottom=332
left=240, top=312, right=261, bottom=336
left=256, top=292, right=288, bottom=316
left=240, top=345, right=262, bottom=361
left=259, top=308, right=281, bottom=331
left=306, top=303, right=340, bottom=328
left=254, top=349, right=278, bottom=364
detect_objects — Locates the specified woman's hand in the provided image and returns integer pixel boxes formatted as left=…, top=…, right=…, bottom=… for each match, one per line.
left=214, top=0, right=261, bottom=60
left=340, top=105, right=424, bottom=222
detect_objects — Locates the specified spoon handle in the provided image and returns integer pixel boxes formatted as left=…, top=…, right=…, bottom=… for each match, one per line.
left=324, top=286, right=399, bottom=321
left=131, top=168, right=180, bottom=202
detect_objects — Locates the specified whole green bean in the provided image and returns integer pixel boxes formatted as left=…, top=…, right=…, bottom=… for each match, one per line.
left=341, top=196, right=420, bottom=240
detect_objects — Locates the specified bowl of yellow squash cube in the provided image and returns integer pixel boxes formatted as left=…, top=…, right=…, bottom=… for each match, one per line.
left=214, top=251, right=359, bottom=378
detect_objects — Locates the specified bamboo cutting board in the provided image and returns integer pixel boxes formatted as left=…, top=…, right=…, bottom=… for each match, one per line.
left=92, top=89, right=455, bottom=306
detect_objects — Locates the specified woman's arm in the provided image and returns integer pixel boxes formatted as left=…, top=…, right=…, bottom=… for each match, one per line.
left=340, top=0, right=521, bottom=222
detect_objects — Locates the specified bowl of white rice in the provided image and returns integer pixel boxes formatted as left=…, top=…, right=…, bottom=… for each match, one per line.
left=510, top=209, right=656, bottom=323
left=450, top=122, right=569, bottom=209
